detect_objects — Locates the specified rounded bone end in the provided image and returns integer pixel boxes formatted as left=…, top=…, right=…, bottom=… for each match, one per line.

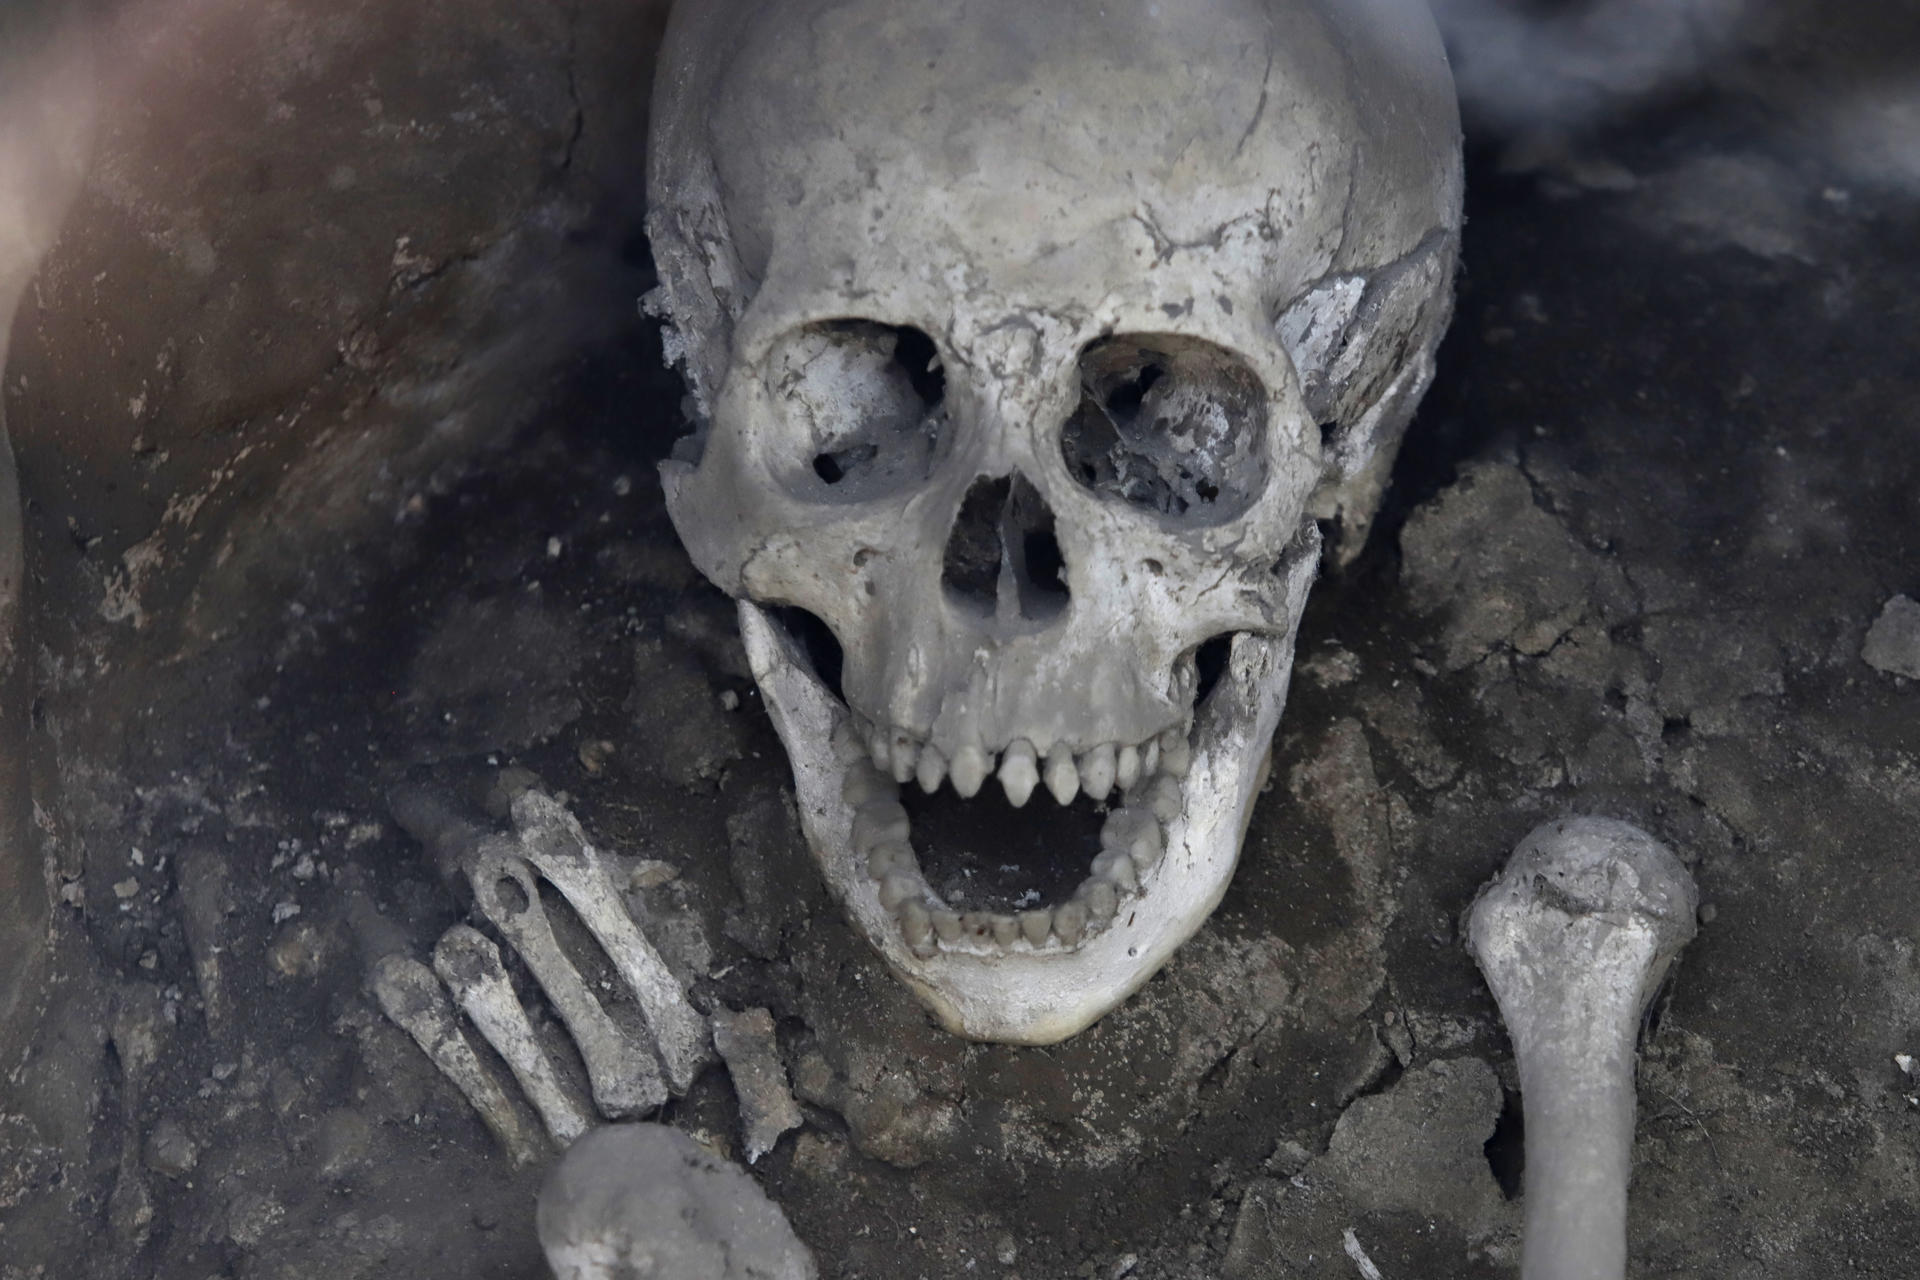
left=537, top=1124, right=817, bottom=1280
left=1468, top=817, right=1700, bottom=993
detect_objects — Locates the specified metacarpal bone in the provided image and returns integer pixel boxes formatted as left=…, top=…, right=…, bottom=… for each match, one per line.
left=509, top=791, right=713, bottom=1093
left=370, top=953, right=545, bottom=1166
left=467, top=841, right=668, bottom=1118
left=434, top=925, right=595, bottom=1146
left=1467, top=817, right=1700, bottom=1280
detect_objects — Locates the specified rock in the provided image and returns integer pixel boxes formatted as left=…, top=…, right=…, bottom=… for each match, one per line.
left=313, top=1108, right=375, bottom=1182
left=144, top=1116, right=199, bottom=1178
left=537, top=1124, right=817, bottom=1280
left=1317, top=1057, right=1509, bottom=1233
left=711, top=1006, right=804, bottom=1164
left=1862, top=595, right=1920, bottom=679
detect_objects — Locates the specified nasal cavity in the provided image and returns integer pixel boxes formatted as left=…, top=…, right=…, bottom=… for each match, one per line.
left=940, top=474, right=1070, bottom=623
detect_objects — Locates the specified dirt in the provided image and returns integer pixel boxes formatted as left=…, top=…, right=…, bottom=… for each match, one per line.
left=3, top=3, right=1919, bottom=1279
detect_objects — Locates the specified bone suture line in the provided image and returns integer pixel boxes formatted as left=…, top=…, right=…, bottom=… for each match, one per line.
left=1468, top=817, right=1700, bottom=1280
left=370, top=954, right=546, bottom=1166
left=466, top=840, right=669, bottom=1119
left=508, top=790, right=712, bottom=1094
left=433, top=924, right=594, bottom=1146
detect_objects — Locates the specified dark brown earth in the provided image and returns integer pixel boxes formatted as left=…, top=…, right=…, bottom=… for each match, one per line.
left=1, top=2, right=1917, bottom=1278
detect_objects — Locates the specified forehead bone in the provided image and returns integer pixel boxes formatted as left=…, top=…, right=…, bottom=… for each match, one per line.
left=685, top=0, right=1459, bottom=304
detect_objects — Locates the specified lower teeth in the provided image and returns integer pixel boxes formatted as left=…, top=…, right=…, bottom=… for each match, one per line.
left=838, top=721, right=1185, bottom=956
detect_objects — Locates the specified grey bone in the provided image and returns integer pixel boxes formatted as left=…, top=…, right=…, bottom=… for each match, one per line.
left=466, top=841, right=668, bottom=1118
left=370, top=953, right=546, bottom=1166
left=1467, top=817, right=1700, bottom=1280
left=509, top=790, right=712, bottom=1093
left=434, top=924, right=595, bottom=1146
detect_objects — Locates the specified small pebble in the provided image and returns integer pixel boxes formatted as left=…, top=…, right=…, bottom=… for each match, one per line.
left=113, top=878, right=140, bottom=900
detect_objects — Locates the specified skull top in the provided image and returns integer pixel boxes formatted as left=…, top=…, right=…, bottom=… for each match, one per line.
left=647, top=0, right=1461, bottom=1042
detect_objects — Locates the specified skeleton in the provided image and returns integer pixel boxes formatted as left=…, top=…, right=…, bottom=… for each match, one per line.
left=645, top=0, right=1464, bottom=1041
left=374, top=788, right=715, bottom=1160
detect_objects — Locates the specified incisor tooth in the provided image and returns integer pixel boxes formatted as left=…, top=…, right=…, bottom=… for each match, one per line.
left=1115, top=744, right=1142, bottom=792
left=1090, top=848, right=1139, bottom=893
left=989, top=914, right=1019, bottom=947
left=1019, top=910, right=1051, bottom=947
left=950, top=745, right=989, bottom=798
left=999, top=740, right=1039, bottom=807
left=1044, top=743, right=1079, bottom=805
left=915, top=745, right=947, bottom=795
left=961, top=911, right=993, bottom=942
left=1079, top=743, right=1116, bottom=801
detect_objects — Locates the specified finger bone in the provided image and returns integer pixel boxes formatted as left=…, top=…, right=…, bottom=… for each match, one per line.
left=467, top=841, right=667, bottom=1118
left=370, top=953, right=545, bottom=1166
left=434, top=925, right=595, bottom=1146
left=1467, top=817, right=1700, bottom=1280
left=509, top=791, right=713, bottom=1093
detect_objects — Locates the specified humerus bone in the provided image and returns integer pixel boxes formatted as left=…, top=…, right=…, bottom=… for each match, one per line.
left=433, top=925, right=594, bottom=1145
left=1467, top=817, right=1699, bottom=1280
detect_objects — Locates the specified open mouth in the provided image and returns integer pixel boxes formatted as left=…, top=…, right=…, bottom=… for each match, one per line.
left=736, top=529, right=1321, bottom=1044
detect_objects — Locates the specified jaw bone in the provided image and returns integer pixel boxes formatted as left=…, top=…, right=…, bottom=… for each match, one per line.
left=739, top=534, right=1317, bottom=1045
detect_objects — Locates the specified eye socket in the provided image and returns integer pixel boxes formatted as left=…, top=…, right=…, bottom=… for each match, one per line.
left=1060, top=335, right=1268, bottom=522
left=761, top=320, right=949, bottom=500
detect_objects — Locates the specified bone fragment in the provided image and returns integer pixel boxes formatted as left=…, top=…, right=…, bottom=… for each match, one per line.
left=538, top=1124, right=817, bottom=1280
left=711, top=1006, right=803, bottom=1163
left=434, top=925, right=594, bottom=1146
left=467, top=841, right=667, bottom=1118
left=174, top=845, right=232, bottom=1034
left=370, top=954, right=545, bottom=1166
left=510, top=791, right=713, bottom=1092
left=1467, top=817, right=1699, bottom=1280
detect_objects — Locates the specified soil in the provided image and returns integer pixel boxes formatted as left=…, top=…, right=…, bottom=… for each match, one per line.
left=2, top=4, right=1918, bottom=1279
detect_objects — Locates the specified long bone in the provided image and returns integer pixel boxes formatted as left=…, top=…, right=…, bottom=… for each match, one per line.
left=466, top=840, right=669, bottom=1118
left=1467, top=817, right=1700, bottom=1280
left=508, top=790, right=712, bottom=1092
left=370, top=954, right=546, bottom=1166
left=433, top=924, right=595, bottom=1145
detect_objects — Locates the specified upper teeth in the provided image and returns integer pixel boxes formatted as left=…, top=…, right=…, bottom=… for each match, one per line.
left=832, top=714, right=1194, bottom=958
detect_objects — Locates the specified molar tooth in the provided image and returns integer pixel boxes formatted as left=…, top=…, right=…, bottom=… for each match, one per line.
left=890, top=736, right=920, bottom=785
left=1101, top=808, right=1164, bottom=873
left=1044, top=743, right=1079, bottom=805
left=831, top=718, right=868, bottom=766
left=950, top=745, right=990, bottom=798
left=866, top=839, right=912, bottom=880
left=1144, top=774, right=1183, bottom=823
left=1018, top=910, right=1051, bottom=947
left=998, top=740, right=1039, bottom=807
left=841, top=764, right=896, bottom=809
left=1142, top=738, right=1161, bottom=777
left=1079, top=878, right=1119, bottom=928
left=1158, top=727, right=1191, bottom=779
left=879, top=872, right=926, bottom=912
left=1129, top=817, right=1165, bottom=871
left=898, top=899, right=934, bottom=956
left=989, top=915, right=1020, bottom=948
left=931, top=909, right=963, bottom=944
left=1115, top=744, right=1142, bottom=792
left=868, top=725, right=892, bottom=773
left=1079, top=743, right=1117, bottom=802
left=1053, top=901, right=1088, bottom=948
left=915, top=745, right=947, bottom=795
left=851, top=800, right=910, bottom=855
left=1090, top=848, right=1139, bottom=893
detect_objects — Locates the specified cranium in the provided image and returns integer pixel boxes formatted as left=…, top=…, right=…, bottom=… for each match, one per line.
left=646, top=0, right=1462, bottom=1042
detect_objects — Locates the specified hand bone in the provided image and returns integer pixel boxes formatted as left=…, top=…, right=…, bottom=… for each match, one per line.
left=1467, top=817, right=1700, bottom=1280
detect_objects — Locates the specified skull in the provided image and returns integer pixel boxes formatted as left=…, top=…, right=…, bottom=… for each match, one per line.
left=646, top=0, right=1462, bottom=1042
